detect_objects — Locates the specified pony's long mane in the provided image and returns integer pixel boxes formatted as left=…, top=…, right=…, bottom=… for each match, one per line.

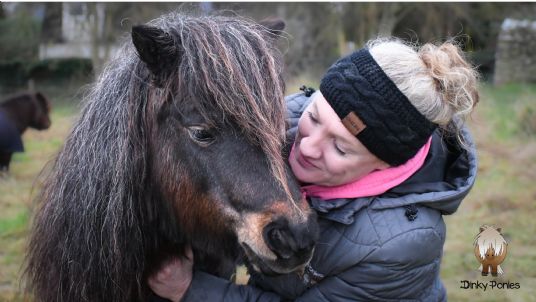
left=474, top=225, right=507, bottom=258
left=24, top=13, right=290, bottom=301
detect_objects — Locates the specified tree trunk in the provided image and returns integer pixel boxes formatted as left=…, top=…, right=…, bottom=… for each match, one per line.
left=88, top=3, right=101, bottom=77
left=42, top=3, right=63, bottom=43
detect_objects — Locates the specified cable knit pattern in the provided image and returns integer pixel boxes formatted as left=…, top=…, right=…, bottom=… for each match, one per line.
left=320, top=49, right=437, bottom=166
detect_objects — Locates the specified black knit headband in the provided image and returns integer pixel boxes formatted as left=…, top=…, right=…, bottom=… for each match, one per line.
left=319, top=48, right=437, bottom=166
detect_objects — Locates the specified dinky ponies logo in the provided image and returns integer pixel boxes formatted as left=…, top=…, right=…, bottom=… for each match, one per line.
left=473, top=225, right=508, bottom=277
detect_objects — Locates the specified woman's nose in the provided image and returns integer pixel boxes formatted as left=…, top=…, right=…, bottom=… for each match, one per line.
left=299, top=134, right=322, bottom=159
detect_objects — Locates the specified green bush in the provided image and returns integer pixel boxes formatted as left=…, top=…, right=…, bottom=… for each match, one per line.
left=28, top=58, right=93, bottom=80
left=0, top=60, right=27, bottom=86
left=468, top=49, right=495, bottom=82
left=0, top=58, right=93, bottom=87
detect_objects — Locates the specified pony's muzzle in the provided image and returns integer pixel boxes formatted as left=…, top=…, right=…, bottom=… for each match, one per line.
left=263, top=219, right=315, bottom=260
left=255, top=215, right=318, bottom=274
left=237, top=207, right=318, bottom=275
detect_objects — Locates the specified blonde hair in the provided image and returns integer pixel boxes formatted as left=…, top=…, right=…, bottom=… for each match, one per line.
left=367, top=38, right=480, bottom=148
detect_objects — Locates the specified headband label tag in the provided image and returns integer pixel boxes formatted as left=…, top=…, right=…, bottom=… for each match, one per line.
left=342, top=111, right=366, bottom=136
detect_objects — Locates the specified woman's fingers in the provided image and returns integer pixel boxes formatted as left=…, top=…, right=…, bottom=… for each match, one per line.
left=148, top=247, right=195, bottom=302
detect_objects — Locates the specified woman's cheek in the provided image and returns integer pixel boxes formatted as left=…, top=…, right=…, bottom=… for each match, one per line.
left=324, top=153, right=346, bottom=175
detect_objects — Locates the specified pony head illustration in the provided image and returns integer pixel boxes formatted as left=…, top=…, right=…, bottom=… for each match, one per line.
left=473, top=225, right=508, bottom=276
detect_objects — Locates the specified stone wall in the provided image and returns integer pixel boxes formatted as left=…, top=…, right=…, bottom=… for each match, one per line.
left=494, top=18, right=536, bottom=85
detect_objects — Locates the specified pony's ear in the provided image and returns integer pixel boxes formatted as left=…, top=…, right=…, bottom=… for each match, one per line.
left=479, top=225, right=486, bottom=233
left=496, top=227, right=502, bottom=233
left=259, top=17, right=285, bottom=39
left=35, top=92, right=51, bottom=113
left=132, top=25, right=181, bottom=87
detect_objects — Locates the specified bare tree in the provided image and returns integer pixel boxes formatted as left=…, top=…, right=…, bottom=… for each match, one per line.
left=41, top=3, right=63, bottom=43
left=87, top=3, right=182, bottom=75
left=378, top=3, right=413, bottom=37
left=0, top=3, right=6, bottom=19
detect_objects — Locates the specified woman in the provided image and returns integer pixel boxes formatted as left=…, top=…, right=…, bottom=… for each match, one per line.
left=149, top=38, right=479, bottom=301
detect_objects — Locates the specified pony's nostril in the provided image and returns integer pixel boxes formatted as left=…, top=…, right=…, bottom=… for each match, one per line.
left=269, top=228, right=294, bottom=259
left=263, top=224, right=295, bottom=259
left=263, top=217, right=317, bottom=262
left=270, top=228, right=283, bottom=244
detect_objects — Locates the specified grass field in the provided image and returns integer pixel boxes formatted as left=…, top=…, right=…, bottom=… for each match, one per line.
left=0, top=81, right=79, bottom=301
left=1, top=81, right=536, bottom=301
left=442, top=84, right=536, bottom=301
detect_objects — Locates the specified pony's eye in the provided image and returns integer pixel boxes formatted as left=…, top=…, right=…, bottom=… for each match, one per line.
left=188, top=127, right=215, bottom=146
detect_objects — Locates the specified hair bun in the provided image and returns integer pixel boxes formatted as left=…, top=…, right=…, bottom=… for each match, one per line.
left=368, top=38, right=480, bottom=150
left=419, top=42, right=480, bottom=116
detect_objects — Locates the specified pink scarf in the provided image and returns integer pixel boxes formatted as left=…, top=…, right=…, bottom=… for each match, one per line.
left=292, top=136, right=432, bottom=200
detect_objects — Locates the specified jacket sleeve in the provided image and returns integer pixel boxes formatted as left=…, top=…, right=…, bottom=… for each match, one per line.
left=181, top=270, right=282, bottom=302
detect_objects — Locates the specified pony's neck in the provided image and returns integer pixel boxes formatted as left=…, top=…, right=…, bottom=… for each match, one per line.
left=0, top=98, right=34, bottom=134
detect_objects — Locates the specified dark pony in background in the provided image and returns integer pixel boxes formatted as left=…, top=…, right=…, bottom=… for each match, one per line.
left=0, top=92, right=51, bottom=171
left=24, top=13, right=318, bottom=302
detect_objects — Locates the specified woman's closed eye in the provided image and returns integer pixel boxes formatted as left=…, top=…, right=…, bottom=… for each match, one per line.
left=307, top=111, right=319, bottom=124
left=334, top=140, right=346, bottom=156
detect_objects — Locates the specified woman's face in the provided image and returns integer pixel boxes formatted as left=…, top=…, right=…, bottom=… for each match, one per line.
left=289, top=92, right=388, bottom=186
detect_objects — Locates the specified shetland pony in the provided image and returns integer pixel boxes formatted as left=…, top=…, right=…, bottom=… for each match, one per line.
left=24, top=13, right=318, bottom=302
left=0, top=92, right=51, bottom=171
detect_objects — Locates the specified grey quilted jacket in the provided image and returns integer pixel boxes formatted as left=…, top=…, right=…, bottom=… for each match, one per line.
left=181, top=91, right=478, bottom=301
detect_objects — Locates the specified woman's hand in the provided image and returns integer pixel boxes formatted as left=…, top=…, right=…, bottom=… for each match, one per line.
left=148, top=247, right=194, bottom=302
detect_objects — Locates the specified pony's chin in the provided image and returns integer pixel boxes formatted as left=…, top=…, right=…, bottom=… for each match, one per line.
left=241, top=243, right=310, bottom=277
